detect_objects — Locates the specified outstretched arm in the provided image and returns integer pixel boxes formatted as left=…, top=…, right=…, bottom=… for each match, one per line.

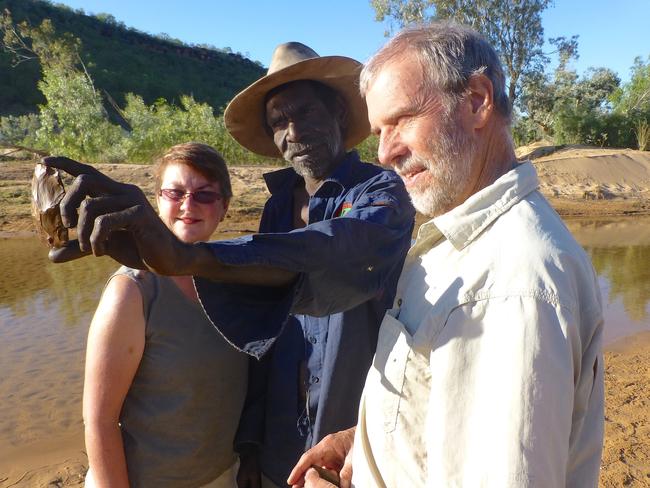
left=43, top=156, right=296, bottom=286
left=196, top=168, right=415, bottom=317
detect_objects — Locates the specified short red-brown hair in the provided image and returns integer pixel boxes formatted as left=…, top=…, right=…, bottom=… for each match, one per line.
left=154, top=142, right=233, bottom=200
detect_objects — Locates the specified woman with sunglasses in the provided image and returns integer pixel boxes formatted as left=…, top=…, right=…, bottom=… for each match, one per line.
left=83, top=142, right=247, bottom=488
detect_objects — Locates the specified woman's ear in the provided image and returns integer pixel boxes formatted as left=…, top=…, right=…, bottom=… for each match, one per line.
left=221, top=198, right=230, bottom=221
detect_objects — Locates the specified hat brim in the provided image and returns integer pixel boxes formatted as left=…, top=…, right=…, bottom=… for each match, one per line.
left=224, top=56, right=370, bottom=158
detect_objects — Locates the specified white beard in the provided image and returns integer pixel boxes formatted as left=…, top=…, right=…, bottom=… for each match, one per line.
left=402, top=114, right=475, bottom=217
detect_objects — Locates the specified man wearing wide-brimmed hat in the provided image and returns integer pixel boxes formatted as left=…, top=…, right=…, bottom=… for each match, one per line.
left=41, top=41, right=414, bottom=488
left=223, top=42, right=414, bottom=488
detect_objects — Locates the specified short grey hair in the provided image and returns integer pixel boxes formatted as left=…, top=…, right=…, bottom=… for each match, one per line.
left=360, top=22, right=511, bottom=121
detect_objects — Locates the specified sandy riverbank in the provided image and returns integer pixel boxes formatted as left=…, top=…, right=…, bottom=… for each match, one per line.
left=1, top=145, right=650, bottom=486
left=600, top=333, right=650, bottom=486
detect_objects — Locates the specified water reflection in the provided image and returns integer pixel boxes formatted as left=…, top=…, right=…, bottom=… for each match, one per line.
left=0, top=231, right=247, bottom=452
left=590, top=247, right=650, bottom=322
left=1, top=219, right=650, bottom=452
left=1, top=237, right=118, bottom=322
left=0, top=238, right=118, bottom=449
left=566, top=218, right=650, bottom=344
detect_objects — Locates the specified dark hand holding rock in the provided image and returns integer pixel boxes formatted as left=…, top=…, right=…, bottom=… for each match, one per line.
left=42, top=156, right=190, bottom=275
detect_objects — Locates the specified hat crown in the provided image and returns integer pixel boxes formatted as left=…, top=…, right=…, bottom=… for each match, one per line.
left=225, top=42, right=369, bottom=158
left=268, top=42, right=319, bottom=75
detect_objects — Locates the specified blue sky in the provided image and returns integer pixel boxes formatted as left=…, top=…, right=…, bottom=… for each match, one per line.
left=53, top=0, right=648, bottom=82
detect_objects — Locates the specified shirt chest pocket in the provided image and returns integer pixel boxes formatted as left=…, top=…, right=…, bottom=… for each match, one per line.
left=371, top=309, right=412, bottom=434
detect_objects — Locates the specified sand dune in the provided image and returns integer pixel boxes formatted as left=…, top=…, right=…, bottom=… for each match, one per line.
left=520, top=144, right=650, bottom=200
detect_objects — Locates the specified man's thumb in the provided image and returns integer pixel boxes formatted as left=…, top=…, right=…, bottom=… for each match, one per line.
left=339, top=450, right=353, bottom=488
left=305, top=468, right=336, bottom=487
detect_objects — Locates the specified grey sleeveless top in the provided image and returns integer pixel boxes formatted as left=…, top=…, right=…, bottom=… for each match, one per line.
left=112, top=267, right=248, bottom=488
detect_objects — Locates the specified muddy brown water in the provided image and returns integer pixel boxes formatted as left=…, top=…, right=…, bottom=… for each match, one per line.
left=564, top=217, right=650, bottom=343
left=1, top=218, right=650, bottom=461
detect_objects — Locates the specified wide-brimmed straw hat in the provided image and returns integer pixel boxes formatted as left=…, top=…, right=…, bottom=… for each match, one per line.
left=224, top=42, right=370, bottom=158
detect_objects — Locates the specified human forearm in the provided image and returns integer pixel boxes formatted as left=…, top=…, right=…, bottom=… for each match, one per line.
left=40, top=156, right=297, bottom=286
left=85, top=421, right=130, bottom=488
left=178, top=241, right=297, bottom=285
left=43, top=156, right=409, bottom=294
left=192, top=212, right=412, bottom=359
left=203, top=213, right=412, bottom=317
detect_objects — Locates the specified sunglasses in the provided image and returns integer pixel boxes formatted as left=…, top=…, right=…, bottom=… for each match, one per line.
left=159, top=188, right=223, bottom=204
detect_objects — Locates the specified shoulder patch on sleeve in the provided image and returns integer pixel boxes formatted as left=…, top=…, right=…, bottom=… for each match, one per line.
left=335, top=201, right=353, bottom=217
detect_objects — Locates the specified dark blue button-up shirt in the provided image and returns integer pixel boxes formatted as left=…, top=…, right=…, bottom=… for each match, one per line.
left=195, top=152, right=414, bottom=484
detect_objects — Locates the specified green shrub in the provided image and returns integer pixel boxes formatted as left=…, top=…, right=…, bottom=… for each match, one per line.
left=635, top=119, right=650, bottom=151
left=0, top=113, right=40, bottom=146
left=512, top=115, right=543, bottom=147
left=34, top=62, right=126, bottom=162
left=356, top=135, right=379, bottom=163
left=121, top=94, right=280, bottom=165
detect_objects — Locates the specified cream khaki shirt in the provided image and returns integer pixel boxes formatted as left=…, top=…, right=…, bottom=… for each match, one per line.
left=352, top=162, right=604, bottom=487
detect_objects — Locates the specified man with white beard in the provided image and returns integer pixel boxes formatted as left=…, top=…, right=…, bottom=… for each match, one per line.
left=289, top=22, right=605, bottom=488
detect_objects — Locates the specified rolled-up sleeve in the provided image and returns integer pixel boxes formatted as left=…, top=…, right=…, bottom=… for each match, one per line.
left=194, top=173, right=414, bottom=358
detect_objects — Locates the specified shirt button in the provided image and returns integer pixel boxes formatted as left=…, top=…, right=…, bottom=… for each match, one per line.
left=312, top=376, right=320, bottom=383
left=309, top=336, right=317, bottom=344
left=397, top=298, right=403, bottom=306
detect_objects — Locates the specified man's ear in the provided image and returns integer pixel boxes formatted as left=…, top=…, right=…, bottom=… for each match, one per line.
left=465, top=73, right=494, bottom=130
left=263, top=112, right=274, bottom=137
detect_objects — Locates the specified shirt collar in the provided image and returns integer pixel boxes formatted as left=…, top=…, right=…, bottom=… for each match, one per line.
left=263, top=166, right=299, bottom=195
left=262, top=151, right=361, bottom=196
left=414, top=161, right=539, bottom=254
left=322, top=150, right=360, bottom=188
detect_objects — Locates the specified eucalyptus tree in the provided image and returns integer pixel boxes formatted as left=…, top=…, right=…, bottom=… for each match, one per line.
left=0, top=11, right=124, bottom=161
left=370, top=0, right=553, bottom=105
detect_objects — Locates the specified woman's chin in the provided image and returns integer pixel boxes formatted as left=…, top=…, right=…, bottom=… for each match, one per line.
left=174, top=226, right=211, bottom=244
